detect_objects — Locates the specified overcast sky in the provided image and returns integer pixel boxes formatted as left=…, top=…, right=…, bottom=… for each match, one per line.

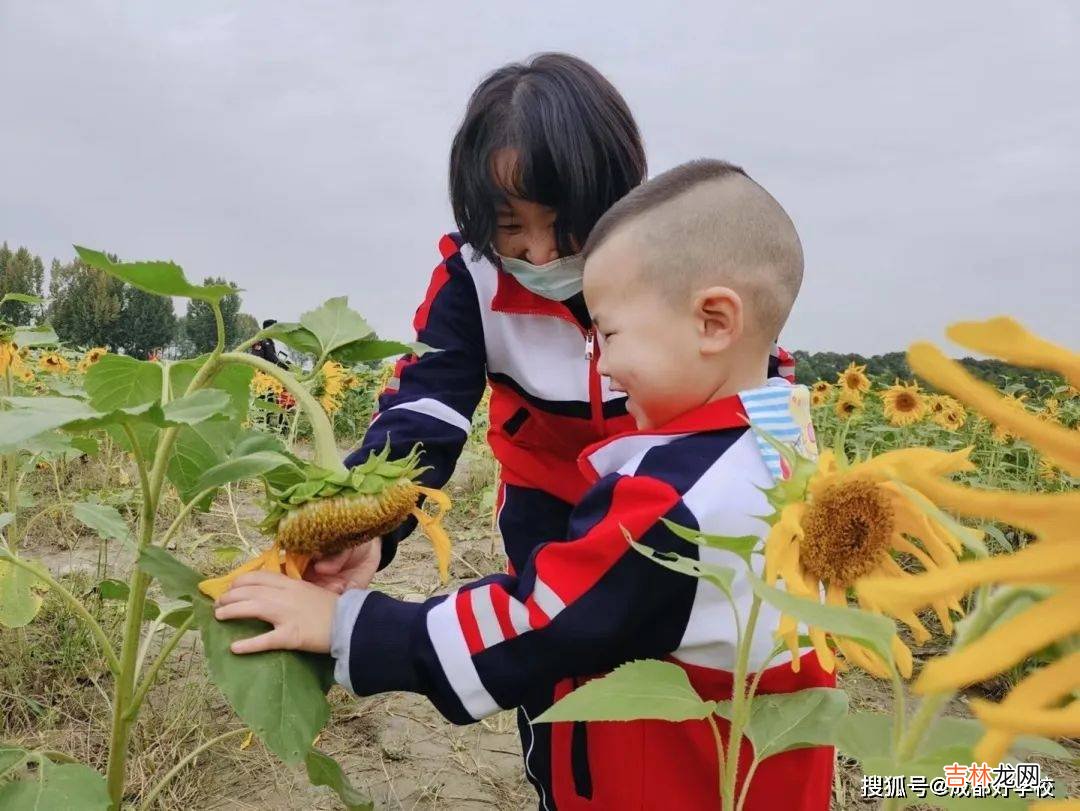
left=2, top=1, right=1077, bottom=354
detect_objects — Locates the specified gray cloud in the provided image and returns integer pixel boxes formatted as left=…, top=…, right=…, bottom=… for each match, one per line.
left=2, top=0, right=1077, bottom=353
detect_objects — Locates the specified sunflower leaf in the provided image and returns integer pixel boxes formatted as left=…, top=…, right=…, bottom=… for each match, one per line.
left=714, top=687, right=848, bottom=760
left=74, top=247, right=236, bottom=302
left=305, top=750, right=374, bottom=811
left=534, top=659, right=717, bottom=723
left=660, top=519, right=760, bottom=564
left=630, top=539, right=736, bottom=605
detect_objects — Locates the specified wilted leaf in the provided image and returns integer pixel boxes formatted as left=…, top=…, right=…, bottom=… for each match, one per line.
left=0, top=556, right=48, bottom=628
left=75, top=246, right=236, bottom=302
left=534, top=660, right=716, bottom=723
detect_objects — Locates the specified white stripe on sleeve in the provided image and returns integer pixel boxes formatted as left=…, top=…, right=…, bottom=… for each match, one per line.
left=427, top=595, right=501, bottom=719
left=470, top=585, right=505, bottom=649
left=385, top=398, right=472, bottom=434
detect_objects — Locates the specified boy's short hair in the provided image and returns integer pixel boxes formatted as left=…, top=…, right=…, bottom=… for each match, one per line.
left=583, top=159, right=804, bottom=339
left=449, top=53, right=647, bottom=260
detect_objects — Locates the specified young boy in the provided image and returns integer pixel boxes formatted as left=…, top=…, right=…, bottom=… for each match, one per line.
left=215, top=159, right=834, bottom=809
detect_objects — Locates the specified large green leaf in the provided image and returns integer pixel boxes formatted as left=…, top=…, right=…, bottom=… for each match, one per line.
left=71, top=502, right=133, bottom=546
left=0, top=556, right=48, bottom=628
left=299, top=297, right=374, bottom=359
left=170, top=359, right=252, bottom=419
left=195, top=451, right=301, bottom=493
left=534, top=659, right=716, bottom=723
left=0, top=397, right=156, bottom=452
left=0, top=747, right=29, bottom=778
left=748, top=575, right=896, bottom=668
left=138, top=547, right=333, bottom=764
left=0, top=757, right=110, bottom=810
left=160, top=389, right=231, bottom=425
left=84, top=354, right=162, bottom=411
left=715, top=687, right=847, bottom=761
left=660, top=519, right=760, bottom=564
left=74, top=246, right=235, bottom=302
left=305, top=750, right=374, bottom=810
left=167, top=421, right=236, bottom=503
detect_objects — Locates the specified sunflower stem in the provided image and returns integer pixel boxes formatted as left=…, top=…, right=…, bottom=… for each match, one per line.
left=218, top=352, right=342, bottom=472
left=722, top=594, right=762, bottom=811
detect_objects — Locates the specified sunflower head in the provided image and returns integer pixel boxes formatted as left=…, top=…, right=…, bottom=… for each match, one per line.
left=313, top=360, right=347, bottom=413
left=251, top=370, right=284, bottom=397
left=39, top=352, right=71, bottom=374
left=84, top=347, right=107, bottom=365
left=838, top=362, right=870, bottom=394
left=800, top=476, right=895, bottom=587
left=882, top=381, right=926, bottom=427
left=811, top=380, right=833, bottom=395
left=835, top=393, right=863, bottom=420
left=0, top=338, right=19, bottom=375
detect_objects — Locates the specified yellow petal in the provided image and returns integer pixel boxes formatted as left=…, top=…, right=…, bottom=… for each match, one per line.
left=808, top=626, right=835, bottom=673
left=972, top=649, right=1080, bottom=763
left=914, top=589, right=1080, bottom=693
left=198, top=546, right=282, bottom=599
left=946, top=317, right=1080, bottom=388
left=890, top=635, right=914, bottom=680
left=858, top=542, right=1080, bottom=615
left=414, top=487, right=455, bottom=583
left=764, top=522, right=796, bottom=585
left=970, top=699, right=1080, bottom=737
left=908, top=343, right=1080, bottom=476
left=864, top=446, right=975, bottom=478
left=904, top=472, right=1079, bottom=547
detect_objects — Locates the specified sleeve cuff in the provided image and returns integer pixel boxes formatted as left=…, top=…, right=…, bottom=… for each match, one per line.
left=330, top=590, right=426, bottom=696
left=331, top=588, right=371, bottom=693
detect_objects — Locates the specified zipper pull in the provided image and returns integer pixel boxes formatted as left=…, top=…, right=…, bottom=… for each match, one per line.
left=584, top=329, right=595, bottom=362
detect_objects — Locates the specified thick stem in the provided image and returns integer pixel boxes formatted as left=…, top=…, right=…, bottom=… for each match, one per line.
left=0, top=552, right=120, bottom=674
left=137, top=728, right=246, bottom=811
left=723, top=595, right=763, bottom=811
left=219, top=352, right=342, bottom=471
left=707, top=714, right=727, bottom=800
left=890, top=667, right=907, bottom=755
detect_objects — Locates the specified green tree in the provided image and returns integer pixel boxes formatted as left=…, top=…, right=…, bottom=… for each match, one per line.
left=233, top=312, right=260, bottom=345
left=48, top=257, right=124, bottom=348
left=181, top=277, right=242, bottom=354
left=114, top=286, right=178, bottom=359
left=0, top=244, right=46, bottom=325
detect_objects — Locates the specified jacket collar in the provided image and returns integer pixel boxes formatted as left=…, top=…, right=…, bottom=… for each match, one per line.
left=578, top=394, right=750, bottom=482
left=490, top=259, right=584, bottom=326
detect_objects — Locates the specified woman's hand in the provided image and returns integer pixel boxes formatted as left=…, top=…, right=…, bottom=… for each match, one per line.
left=303, top=537, right=383, bottom=593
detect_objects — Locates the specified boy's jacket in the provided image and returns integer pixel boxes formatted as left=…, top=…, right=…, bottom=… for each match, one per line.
left=344, top=233, right=796, bottom=542
left=333, top=385, right=834, bottom=810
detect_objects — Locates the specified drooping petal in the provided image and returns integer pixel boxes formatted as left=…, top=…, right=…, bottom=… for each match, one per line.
left=890, top=634, right=914, bottom=679
left=857, top=543, right=1080, bottom=615
left=863, top=446, right=975, bottom=479
left=903, top=472, right=1079, bottom=547
left=946, top=317, right=1080, bottom=388
left=971, top=651, right=1080, bottom=764
left=970, top=700, right=1080, bottom=738
left=914, top=589, right=1080, bottom=694
left=909, top=343, right=1080, bottom=475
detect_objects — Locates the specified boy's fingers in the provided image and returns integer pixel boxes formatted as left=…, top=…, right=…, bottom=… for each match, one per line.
left=231, top=628, right=291, bottom=655
left=231, top=571, right=292, bottom=589
left=215, top=585, right=271, bottom=606
left=215, top=600, right=270, bottom=622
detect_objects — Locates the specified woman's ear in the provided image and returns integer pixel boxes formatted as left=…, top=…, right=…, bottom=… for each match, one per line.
left=693, top=286, right=743, bottom=354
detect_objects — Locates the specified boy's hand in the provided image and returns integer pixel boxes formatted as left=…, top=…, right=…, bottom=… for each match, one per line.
left=304, top=537, right=382, bottom=593
left=214, top=571, right=338, bottom=655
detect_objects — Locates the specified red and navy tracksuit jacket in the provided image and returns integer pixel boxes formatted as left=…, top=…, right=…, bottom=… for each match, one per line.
left=343, top=233, right=796, bottom=574
left=332, top=386, right=835, bottom=810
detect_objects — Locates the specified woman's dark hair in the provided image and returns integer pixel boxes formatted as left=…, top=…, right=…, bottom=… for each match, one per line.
left=449, top=53, right=647, bottom=260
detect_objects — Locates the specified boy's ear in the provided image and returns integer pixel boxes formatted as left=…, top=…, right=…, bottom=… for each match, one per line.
left=693, top=286, right=743, bottom=354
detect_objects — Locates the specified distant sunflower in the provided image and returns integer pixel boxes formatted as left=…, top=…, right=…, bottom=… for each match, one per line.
left=928, top=395, right=965, bottom=430
left=313, top=360, right=347, bottom=414
left=1037, top=397, right=1060, bottom=423
left=835, top=394, right=863, bottom=421
left=0, top=338, right=20, bottom=375
left=39, top=352, right=71, bottom=375
left=990, top=424, right=1012, bottom=445
left=811, top=380, right=832, bottom=395
left=811, top=389, right=829, bottom=408
left=1037, top=457, right=1059, bottom=483
left=251, top=370, right=284, bottom=397
left=857, top=317, right=1080, bottom=764
left=882, top=381, right=926, bottom=427
left=766, top=447, right=970, bottom=679
left=837, top=362, right=870, bottom=396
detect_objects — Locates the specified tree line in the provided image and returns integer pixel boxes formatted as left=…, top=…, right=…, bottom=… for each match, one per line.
left=0, top=242, right=261, bottom=358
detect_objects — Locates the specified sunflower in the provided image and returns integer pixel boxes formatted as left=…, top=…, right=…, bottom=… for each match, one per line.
left=811, top=380, right=832, bottom=396
left=1037, top=457, right=1059, bottom=483
left=928, top=395, right=966, bottom=431
left=837, top=362, right=870, bottom=396
left=810, top=389, right=829, bottom=408
left=38, top=352, right=71, bottom=374
left=990, top=424, right=1012, bottom=445
left=16, top=365, right=34, bottom=383
left=251, top=370, right=284, bottom=397
left=0, top=337, right=21, bottom=375
left=764, top=446, right=969, bottom=679
left=312, top=360, right=347, bottom=414
left=834, top=393, right=863, bottom=421
left=882, top=381, right=927, bottom=427
left=856, top=317, right=1080, bottom=763
left=77, top=347, right=107, bottom=373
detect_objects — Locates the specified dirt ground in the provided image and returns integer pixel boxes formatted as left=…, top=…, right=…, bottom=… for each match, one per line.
left=6, top=447, right=1078, bottom=809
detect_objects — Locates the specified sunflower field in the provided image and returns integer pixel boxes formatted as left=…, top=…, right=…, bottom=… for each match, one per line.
left=1, top=250, right=1078, bottom=810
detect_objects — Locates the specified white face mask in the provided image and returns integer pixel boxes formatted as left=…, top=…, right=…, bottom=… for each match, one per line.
left=496, top=253, right=585, bottom=301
